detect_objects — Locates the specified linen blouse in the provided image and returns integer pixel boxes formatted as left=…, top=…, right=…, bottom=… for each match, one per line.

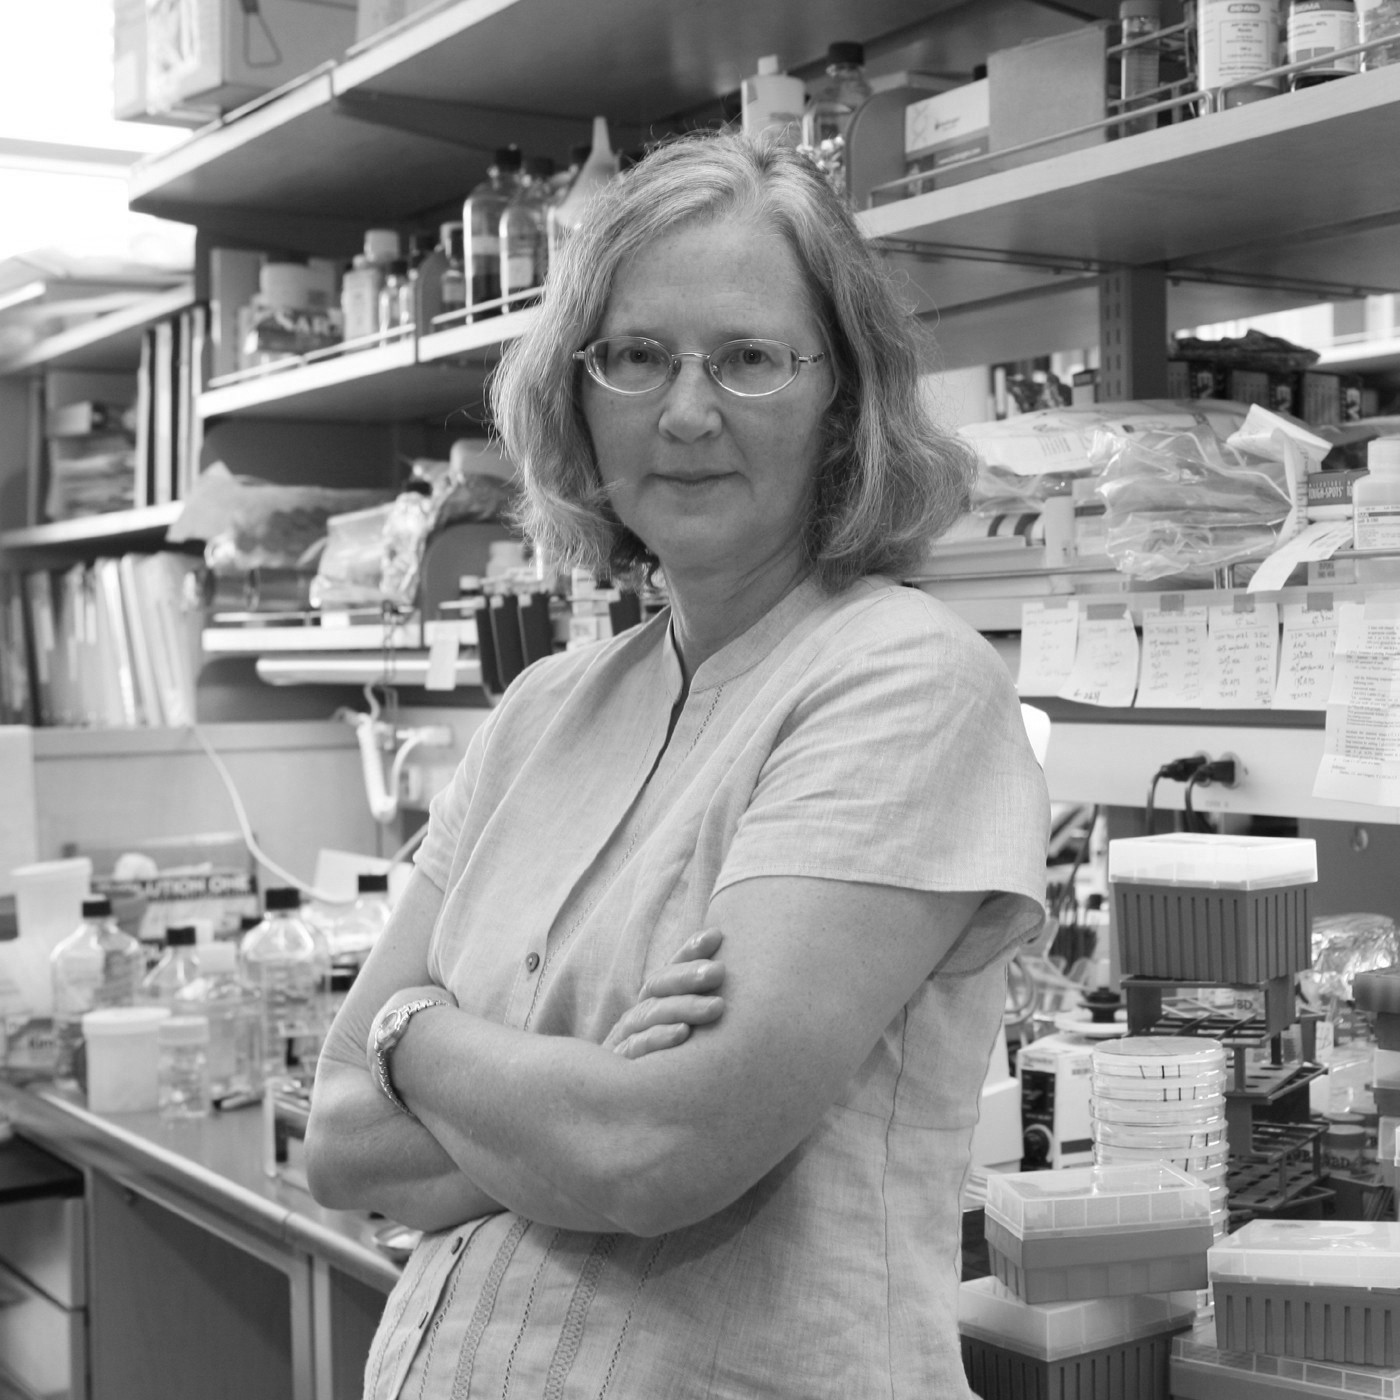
left=364, top=575, right=1049, bottom=1400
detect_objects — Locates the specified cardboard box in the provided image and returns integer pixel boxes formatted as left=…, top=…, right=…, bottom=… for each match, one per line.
left=904, top=79, right=989, bottom=192
left=988, top=24, right=1110, bottom=171
left=146, top=0, right=355, bottom=116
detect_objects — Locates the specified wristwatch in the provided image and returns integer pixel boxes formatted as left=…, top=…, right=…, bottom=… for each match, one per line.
left=369, top=996, right=450, bottom=1117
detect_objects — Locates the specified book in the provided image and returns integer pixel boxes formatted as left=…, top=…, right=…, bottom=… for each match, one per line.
left=45, top=401, right=134, bottom=437
left=182, top=301, right=208, bottom=496
left=22, top=571, right=57, bottom=725
left=151, top=318, right=175, bottom=505
left=133, top=327, right=154, bottom=509
left=0, top=574, right=33, bottom=724
left=118, top=553, right=165, bottom=726
left=132, top=553, right=201, bottom=727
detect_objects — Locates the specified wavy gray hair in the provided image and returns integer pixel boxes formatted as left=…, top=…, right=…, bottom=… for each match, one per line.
left=490, top=130, right=975, bottom=590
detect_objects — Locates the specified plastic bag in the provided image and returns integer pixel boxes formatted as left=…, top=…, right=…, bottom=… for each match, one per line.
left=168, top=463, right=391, bottom=574
left=308, top=503, right=394, bottom=610
left=1307, top=913, right=1400, bottom=1006
left=1088, top=422, right=1292, bottom=580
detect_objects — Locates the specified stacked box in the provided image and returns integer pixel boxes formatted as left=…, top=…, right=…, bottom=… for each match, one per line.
left=959, top=1277, right=1195, bottom=1400
left=1211, top=1221, right=1400, bottom=1367
left=1108, top=835, right=1316, bottom=982
left=984, top=1163, right=1212, bottom=1304
left=1172, top=1319, right=1400, bottom=1400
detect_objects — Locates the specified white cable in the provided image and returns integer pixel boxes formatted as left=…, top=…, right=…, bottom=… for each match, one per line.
left=191, top=723, right=351, bottom=905
left=386, top=732, right=428, bottom=811
left=388, top=822, right=428, bottom=866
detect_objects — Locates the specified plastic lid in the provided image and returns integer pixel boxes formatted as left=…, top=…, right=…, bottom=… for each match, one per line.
left=194, top=942, right=237, bottom=976
left=1370, top=438, right=1400, bottom=471
left=493, top=145, right=523, bottom=170
left=363, top=228, right=400, bottom=259
left=756, top=54, right=783, bottom=76
left=1093, top=1037, right=1226, bottom=1078
left=81, top=897, right=111, bottom=917
left=264, top=887, right=302, bottom=912
left=82, top=1006, right=170, bottom=1036
left=1173, top=1319, right=1400, bottom=1398
left=958, top=1277, right=1197, bottom=1362
left=986, top=1162, right=1212, bottom=1238
left=1210, top=1220, right=1400, bottom=1287
left=1108, top=833, right=1318, bottom=889
left=827, top=41, right=865, bottom=65
left=158, top=1014, right=209, bottom=1046
left=259, top=261, right=316, bottom=306
left=166, top=925, right=196, bottom=947
left=357, top=872, right=389, bottom=893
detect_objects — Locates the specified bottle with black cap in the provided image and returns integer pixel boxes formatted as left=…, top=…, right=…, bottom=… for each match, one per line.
left=800, top=41, right=872, bottom=196
left=238, top=888, right=332, bottom=1085
left=50, top=896, right=144, bottom=1083
left=463, top=145, right=522, bottom=318
left=139, top=924, right=204, bottom=1007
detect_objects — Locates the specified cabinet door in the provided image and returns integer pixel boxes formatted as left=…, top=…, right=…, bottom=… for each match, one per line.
left=87, top=1173, right=294, bottom=1400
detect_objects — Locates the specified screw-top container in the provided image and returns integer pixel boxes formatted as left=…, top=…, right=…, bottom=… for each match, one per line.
left=439, top=220, right=466, bottom=315
left=139, top=924, right=202, bottom=1007
left=1288, top=0, right=1360, bottom=87
left=331, top=873, right=393, bottom=963
left=238, top=888, right=331, bottom=1086
left=1119, top=2, right=1163, bottom=134
left=742, top=54, right=807, bottom=145
left=1197, top=0, right=1282, bottom=108
left=50, top=896, right=145, bottom=1085
left=800, top=41, right=872, bottom=196
left=463, top=146, right=521, bottom=318
left=173, top=940, right=263, bottom=1102
left=1354, top=437, right=1400, bottom=551
left=501, top=157, right=555, bottom=307
left=158, top=1014, right=210, bottom=1120
left=340, top=228, right=401, bottom=341
left=547, top=117, right=619, bottom=268
left=82, top=1006, right=169, bottom=1113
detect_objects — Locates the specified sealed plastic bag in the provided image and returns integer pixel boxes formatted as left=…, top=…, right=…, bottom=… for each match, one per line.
left=308, top=503, right=394, bottom=610
left=1089, top=422, right=1293, bottom=580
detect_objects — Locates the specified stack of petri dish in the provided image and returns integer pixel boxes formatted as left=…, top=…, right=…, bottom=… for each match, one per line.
left=1090, top=1036, right=1229, bottom=1239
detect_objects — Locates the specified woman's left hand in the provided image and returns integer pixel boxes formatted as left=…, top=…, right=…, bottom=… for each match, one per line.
left=603, top=927, right=726, bottom=1059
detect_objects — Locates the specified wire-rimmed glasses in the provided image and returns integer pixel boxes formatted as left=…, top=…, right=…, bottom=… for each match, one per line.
left=574, top=336, right=826, bottom=398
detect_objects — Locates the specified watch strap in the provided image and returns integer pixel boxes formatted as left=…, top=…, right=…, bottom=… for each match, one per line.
left=371, top=996, right=450, bottom=1117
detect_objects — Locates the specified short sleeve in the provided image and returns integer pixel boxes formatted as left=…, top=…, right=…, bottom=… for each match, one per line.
left=714, top=610, right=1049, bottom=976
left=413, top=707, right=500, bottom=892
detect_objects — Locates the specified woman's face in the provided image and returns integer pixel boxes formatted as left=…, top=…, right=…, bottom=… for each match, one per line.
left=581, top=216, right=833, bottom=589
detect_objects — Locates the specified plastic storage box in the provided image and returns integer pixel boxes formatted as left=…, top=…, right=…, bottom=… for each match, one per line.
left=1108, top=834, right=1316, bottom=982
left=1211, top=1221, right=1400, bottom=1366
left=984, top=1163, right=1213, bottom=1304
left=1172, top=1319, right=1400, bottom=1399
left=958, top=1277, right=1195, bottom=1399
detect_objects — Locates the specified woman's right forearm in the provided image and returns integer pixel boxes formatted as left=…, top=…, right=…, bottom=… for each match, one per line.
left=305, top=1058, right=502, bottom=1233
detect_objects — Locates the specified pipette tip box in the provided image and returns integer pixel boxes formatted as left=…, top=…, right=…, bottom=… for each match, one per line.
left=1172, top=1319, right=1400, bottom=1400
left=984, top=1163, right=1213, bottom=1303
left=958, top=1276, right=1195, bottom=1399
left=1108, top=835, right=1316, bottom=983
left=1210, top=1221, right=1400, bottom=1367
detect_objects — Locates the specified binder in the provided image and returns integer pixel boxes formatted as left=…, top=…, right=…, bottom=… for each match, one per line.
left=118, top=554, right=165, bottom=726
left=133, top=328, right=154, bottom=509
left=22, top=572, right=57, bottom=725
left=93, top=559, right=140, bottom=726
left=151, top=319, right=175, bottom=505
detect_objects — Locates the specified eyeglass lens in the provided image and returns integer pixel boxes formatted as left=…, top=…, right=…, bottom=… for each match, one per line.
left=587, top=337, right=801, bottom=395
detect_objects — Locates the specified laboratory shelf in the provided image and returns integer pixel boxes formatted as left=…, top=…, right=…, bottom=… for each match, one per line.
left=203, top=618, right=424, bottom=653
left=254, top=653, right=483, bottom=687
left=0, top=503, right=184, bottom=552
left=0, top=284, right=195, bottom=376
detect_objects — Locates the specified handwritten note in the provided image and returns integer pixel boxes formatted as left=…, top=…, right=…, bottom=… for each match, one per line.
left=1314, top=596, right=1400, bottom=805
left=1017, top=600, right=1079, bottom=696
left=1135, top=597, right=1207, bottom=708
left=1060, top=602, right=1139, bottom=707
left=1273, top=597, right=1338, bottom=710
left=1200, top=599, right=1279, bottom=708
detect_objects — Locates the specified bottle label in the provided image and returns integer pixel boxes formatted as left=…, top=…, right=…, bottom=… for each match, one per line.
left=503, top=255, right=536, bottom=294
left=1289, top=5, right=1360, bottom=71
left=1354, top=504, right=1400, bottom=550
left=1198, top=0, right=1281, bottom=87
left=469, top=236, right=501, bottom=259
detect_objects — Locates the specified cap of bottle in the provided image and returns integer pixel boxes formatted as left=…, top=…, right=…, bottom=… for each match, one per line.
left=363, top=228, right=401, bottom=261
left=756, top=54, right=783, bottom=76
left=264, top=887, right=302, bottom=912
left=358, top=872, right=390, bottom=894
left=827, top=41, right=865, bottom=66
left=1369, top=437, right=1400, bottom=471
left=240, top=914, right=262, bottom=932
left=166, top=925, right=197, bottom=947
left=493, top=145, right=523, bottom=172
left=82, top=896, right=112, bottom=918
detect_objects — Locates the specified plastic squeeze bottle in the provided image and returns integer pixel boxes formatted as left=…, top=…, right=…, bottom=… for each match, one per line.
left=547, top=117, right=619, bottom=267
left=50, top=896, right=144, bottom=1084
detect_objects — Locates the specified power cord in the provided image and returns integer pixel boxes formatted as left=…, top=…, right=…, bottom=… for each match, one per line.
left=1144, top=753, right=1208, bottom=827
left=1183, top=757, right=1239, bottom=832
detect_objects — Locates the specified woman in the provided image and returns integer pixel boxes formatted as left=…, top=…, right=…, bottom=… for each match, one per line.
left=306, top=131, right=1049, bottom=1398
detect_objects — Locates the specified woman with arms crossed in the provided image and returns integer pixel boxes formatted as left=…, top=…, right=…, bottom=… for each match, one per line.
left=306, top=131, right=1049, bottom=1398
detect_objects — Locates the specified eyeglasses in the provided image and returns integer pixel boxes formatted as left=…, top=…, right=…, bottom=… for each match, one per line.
left=574, top=336, right=826, bottom=398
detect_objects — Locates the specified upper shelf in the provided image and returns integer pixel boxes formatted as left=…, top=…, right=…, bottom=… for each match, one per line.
left=0, top=503, right=183, bottom=553
left=0, top=285, right=194, bottom=376
left=128, top=0, right=946, bottom=246
left=860, top=65, right=1400, bottom=316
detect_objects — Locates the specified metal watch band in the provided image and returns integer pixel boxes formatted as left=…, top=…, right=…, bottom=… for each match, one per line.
left=372, top=996, right=449, bottom=1117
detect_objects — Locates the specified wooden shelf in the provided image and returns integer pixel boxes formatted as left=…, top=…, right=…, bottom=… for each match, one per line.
left=127, top=0, right=955, bottom=247
left=0, top=503, right=183, bottom=552
left=0, top=284, right=194, bottom=375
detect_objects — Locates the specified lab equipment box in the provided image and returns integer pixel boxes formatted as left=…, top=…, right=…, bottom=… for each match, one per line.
left=1109, top=835, right=1316, bottom=983
left=1211, top=1221, right=1400, bottom=1367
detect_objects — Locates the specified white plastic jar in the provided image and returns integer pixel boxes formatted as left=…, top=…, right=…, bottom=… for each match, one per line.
left=82, top=1006, right=169, bottom=1113
left=1353, top=437, right=1400, bottom=551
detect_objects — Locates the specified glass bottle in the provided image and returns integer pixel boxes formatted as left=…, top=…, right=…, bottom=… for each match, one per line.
left=547, top=117, right=619, bottom=268
left=50, top=896, right=144, bottom=1084
left=404, top=229, right=447, bottom=331
left=238, top=887, right=331, bottom=1087
left=157, top=1015, right=210, bottom=1121
left=439, top=221, right=466, bottom=316
left=340, top=228, right=400, bottom=341
left=463, top=146, right=521, bottom=319
left=1119, top=1, right=1163, bottom=134
left=1197, top=0, right=1281, bottom=107
left=333, top=873, right=392, bottom=966
left=377, top=258, right=410, bottom=334
left=139, top=924, right=202, bottom=1007
left=501, top=157, right=555, bottom=308
left=800, top=42, right=872, bottom=197
left=173, top=941, right=263, bottom=1103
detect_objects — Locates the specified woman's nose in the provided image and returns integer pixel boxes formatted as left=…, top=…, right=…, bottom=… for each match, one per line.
left=657, top=358, right=722, bottom=442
